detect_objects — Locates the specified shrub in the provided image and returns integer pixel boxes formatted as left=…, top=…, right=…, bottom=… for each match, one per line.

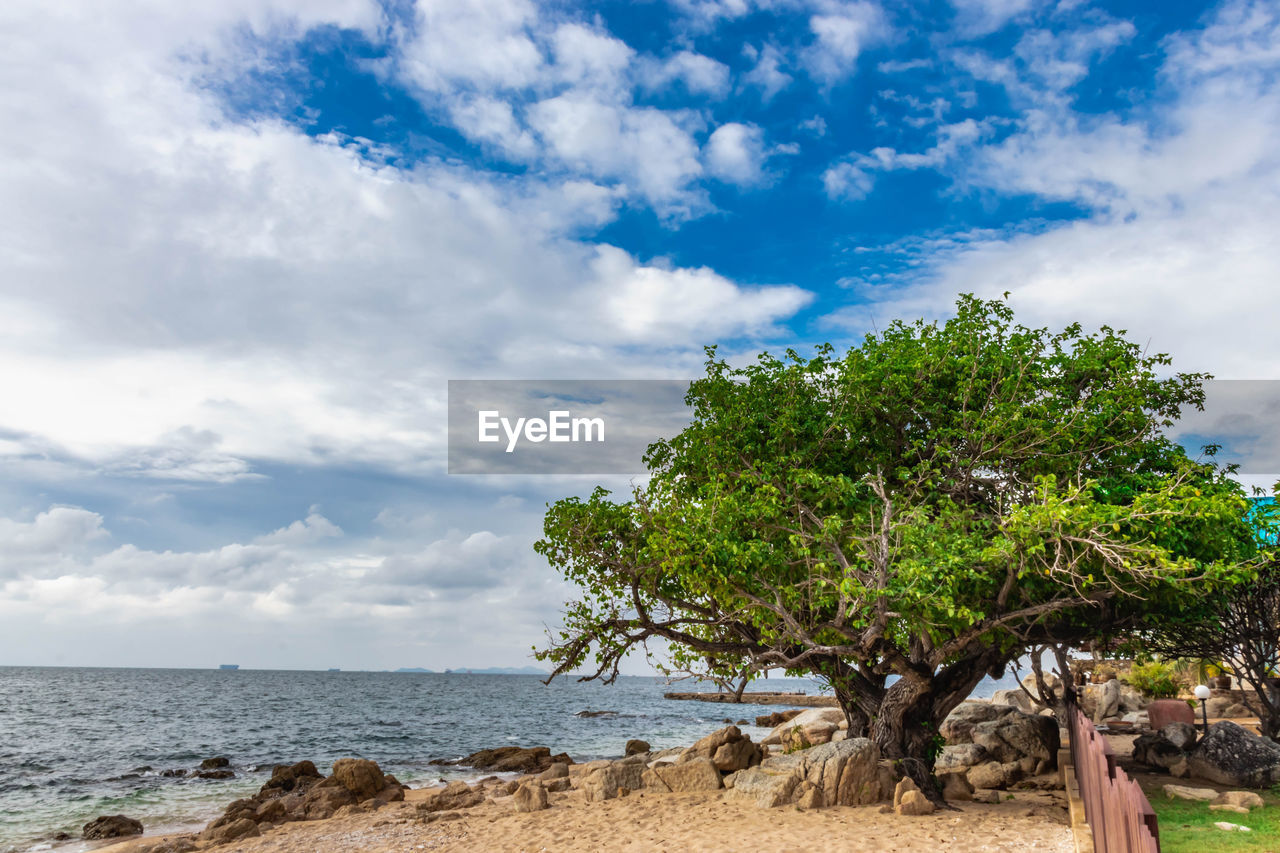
left=1124, top=660, right=1181, bottom=698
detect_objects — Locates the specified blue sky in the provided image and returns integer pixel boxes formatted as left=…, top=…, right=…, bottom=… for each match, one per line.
left=1, top=0, right=1278, bottom=670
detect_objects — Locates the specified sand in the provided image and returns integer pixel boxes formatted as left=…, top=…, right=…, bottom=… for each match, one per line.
left=100, top=784, right=1073, bottom=853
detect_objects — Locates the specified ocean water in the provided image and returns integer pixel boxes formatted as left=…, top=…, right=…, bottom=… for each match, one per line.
left=0, top=667, right=1017, bottom=852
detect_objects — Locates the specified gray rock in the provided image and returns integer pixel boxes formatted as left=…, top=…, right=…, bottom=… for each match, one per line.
left=624, top=739, right=650, bottom=756
left=1093, top=679, right=1121, bottom=722
left=1132, top=733, right=1188, bottom=770
left=1162, top=722, right=1198, bottom=752
left=991, top=689, right=1034, bottom=713
left=513, top=782, right=549, bottom=812
left=82, top=815, right=143, bottom=840
left=970, top=712, right=1060, bottom=765
left=580, top=761, right=646, bottom=802
left=1187, top=721, right=1280, bottom=787
left=730, top=737, right=881, bottom=808
left=934, top=743, right=989, bottom=773
left=651, top=757, right=723, bottom=792
left=940, top=701, right=1007, bottom=744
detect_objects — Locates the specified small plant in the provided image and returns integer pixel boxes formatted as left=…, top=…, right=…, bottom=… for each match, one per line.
left=1125, top=660, right=1182, bottom=698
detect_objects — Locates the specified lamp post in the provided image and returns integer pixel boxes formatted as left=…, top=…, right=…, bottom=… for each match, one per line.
left=1194, top=684, right=1212, bottom=734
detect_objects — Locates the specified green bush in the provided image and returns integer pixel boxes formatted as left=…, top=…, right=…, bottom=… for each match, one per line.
left=1125, top=660, right=1181, bottom=698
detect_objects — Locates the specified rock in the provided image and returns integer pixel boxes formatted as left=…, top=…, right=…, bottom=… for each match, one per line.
left=1213, top=822, right=1252, bottom=832
left=1188, top=721, right=1280, bottom=787
left=934, top=743, right=989, bottom=773
left=1170, top=758, right=1189, bottom=778
left=893, top=776, right=918, bottom=807
left=255, top=799, right=287, bottom=822
left=299, top=781, right=357, bottom=819
left=260, top=760, right=322, bottom=795
left=896, top=789, right=935, bottom=816
left=680, top=725, right=761, bottom=772
left=575, top=709, right=618, bottom=717
left=730, top=765, right=802, bottom=807
left=200, top=756, right=230, bottom=769
left=625, top=739, right=650, bottom=756
left=967, top=761, right=1019, bottom=790
left=580, top=761, right=645, bottom=802
left=1092, top=679, right=1121, bottom=722
left=940, top=772, right=974, bottom=801
left=539, top=762, right=570, bottom=780
left=1163, top=784, right=1220, bottom=802
left=331, top=758, right=385, bottom=800
left=200, top=818, right=260, bottom=843
left=451, top=746, right=573, bottom=774
left=970, top=712, right=1060, bottom=766
left=732, top=737, right=881, bottom=808
left=1019, top=672, right=1060, bottom=706
left=781, top=720, right=838, bottom=751
left=1210, top=804, right=1251, bottom=815
left=1206, top=697, right=1234, bottom=717
left=1212, top=790, right=1265, bottom=810
left=513, top=782, right=549, bottom=812
left=1223, top=703, right=1252, bottom=718
left=194, top=769, right=235, bottom=780
left=82, top=815, right=143, bottom=840
left=972, top=789, right=1001, bottom=804
left=1147, top=699, right=1196, bottom=731
left=760, top=708, right=845, bottom=747
left=756, top=709, right=804, bottom=728
left=712, top=738, right=762, bottom=772
left=1132, top=733, right=1188, bottom=771
left=794, top=781, right=825, bottom=810
left=940, top=702, right=1007, bottom=744
left=1118, top=683, right=1147, bottom=713
left=1162, top=722, right=1198, bottom=752
left=991, top=689, right=1034, bottom=713
left=420, top=781, right=485, bottom=813
left=652, top=757, right=723, bottom=792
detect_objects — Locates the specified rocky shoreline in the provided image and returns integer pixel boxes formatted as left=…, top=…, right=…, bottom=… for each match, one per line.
left=77, top=699, right=1076, bottom=853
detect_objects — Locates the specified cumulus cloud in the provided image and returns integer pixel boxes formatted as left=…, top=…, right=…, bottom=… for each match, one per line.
left=704, top=122, right=769, bottom=185
left=803, top=1, right=889, bottom=85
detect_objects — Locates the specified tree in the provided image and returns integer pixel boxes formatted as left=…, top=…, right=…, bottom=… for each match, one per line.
left=1145, top=497, right=1280, bottom=739
left=534, top=296, right=1256, bottom=798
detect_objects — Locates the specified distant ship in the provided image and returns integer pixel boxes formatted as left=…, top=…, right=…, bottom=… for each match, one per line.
left=218, top=664, right=239, bottom=670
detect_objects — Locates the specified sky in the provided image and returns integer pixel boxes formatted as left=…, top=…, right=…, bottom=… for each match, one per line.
left=1, top=0, right=1278, bottom=671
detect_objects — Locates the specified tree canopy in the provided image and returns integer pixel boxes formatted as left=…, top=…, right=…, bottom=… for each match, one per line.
left=534, top=295, right=1259, bottom=789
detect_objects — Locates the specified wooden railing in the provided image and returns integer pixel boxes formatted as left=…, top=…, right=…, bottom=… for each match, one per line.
left=1067, top=703, right=1160, bottom=852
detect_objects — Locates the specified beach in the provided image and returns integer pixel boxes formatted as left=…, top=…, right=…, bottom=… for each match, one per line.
left=98, top=783, right=1073, bottom=853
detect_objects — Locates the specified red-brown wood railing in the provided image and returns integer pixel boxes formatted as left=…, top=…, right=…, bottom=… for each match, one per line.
left=1067, top=703, right=1160, bottom=852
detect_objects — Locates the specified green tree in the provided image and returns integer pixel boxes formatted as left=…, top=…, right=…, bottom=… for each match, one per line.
left=535, top=296, right=1256, bottom=796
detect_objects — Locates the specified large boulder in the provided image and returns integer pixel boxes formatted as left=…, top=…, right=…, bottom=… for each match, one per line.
left=580, top=760, right=646, bottom=802
left=1118, top=683, right=1147, bottom=713
left=513, top=782, right=549, bottom=812
left=991, top=689, right=1034, bottom=713
left=1188, top=721, right=1280, bottom=787
left=625, top=739, right=650, bottom=756
left=679, top=726, right=761, bottom=772
left=420, top=781, right=484, bottom=813
left=1131, top=733, right=1188, bottom=771
left=760, top=708, right=845, bottom=747
left=939, top=701, right=1006, bottom=743
left=934, top=743, right=989, bottom=774
left=970, top=711, right=1060, bottom=766
left=200, top=819, right=260, bottom=844
left=260, top=760, right=322, bottom=795
left=649, top=757, right=723, bottom=792
left=756, top=709, right=804, bottom=728
left=447, top=746, right=573, bottom=774
left=1162, top=722, right=1198, bottom=752
left=1091, top=679, right=1122, bottom=722
left=1019, top=672, right=1061, bottom=706
left=331, top=759, right=385, bottom=800
left=729, top=738, right=881, bottom=808
left=83, top=815, right=143, bottom=840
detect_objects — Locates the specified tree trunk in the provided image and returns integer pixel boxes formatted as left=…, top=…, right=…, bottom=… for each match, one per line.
left=733, top=674, right=749, bottom=703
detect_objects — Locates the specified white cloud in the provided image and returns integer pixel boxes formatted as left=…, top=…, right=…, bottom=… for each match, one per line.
left=704, top=122, right=769, bottom=186
left=803, top=2, right=888, bottom=85
left=397, top=0, right=545, bottom=93
left=825, top=0, right=1280, bottom=381
left=447, top=95, right=538, bottom=159
left=527, top=94, right=706, bottom=209
left=948, top=0, right=1035, bottom=37
left=592, top=246, right=812, bottom=343
left=742, top=43, right=793, bottom=101
left=637, top=50, right=732, bottom=98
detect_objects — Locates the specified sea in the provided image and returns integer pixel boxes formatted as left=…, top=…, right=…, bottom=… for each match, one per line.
left=0, top=666, right=1020, bottom=852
